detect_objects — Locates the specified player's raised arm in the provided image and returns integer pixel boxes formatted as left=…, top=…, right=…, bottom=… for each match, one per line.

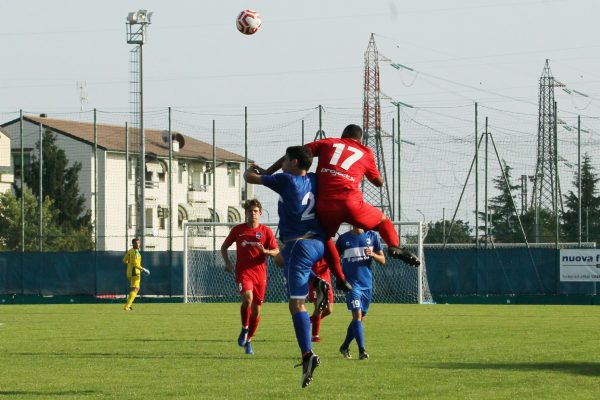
left=264, top=156, right=285, bottom=175
left=368, top=176, right=384, bottom=187
left=243, top=166, right=264, bottom=185
left=364, top=150, right=384, bottom=187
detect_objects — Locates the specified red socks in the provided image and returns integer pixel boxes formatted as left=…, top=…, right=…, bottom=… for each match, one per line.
left=240, top=303, right=250, bottom=328
left=324, top=239, right=345, bottom=282
left=376, top=218, right=400, bottom=247
left=310, top=315, right=321, bottom=337
left=248, top=314, right=260, bottom=341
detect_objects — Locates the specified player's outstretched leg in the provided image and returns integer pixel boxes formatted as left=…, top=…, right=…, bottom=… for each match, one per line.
left=356, top=207, right=420, bottom=266
left=324, top=240, right=352, bottom=292
left=375, top=218, right=421, bottom=266
left=388, top=246, right=420, bottom=267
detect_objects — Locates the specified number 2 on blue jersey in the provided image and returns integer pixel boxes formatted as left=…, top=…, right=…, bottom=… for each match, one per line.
left=301, top=191, right=316, bottom=220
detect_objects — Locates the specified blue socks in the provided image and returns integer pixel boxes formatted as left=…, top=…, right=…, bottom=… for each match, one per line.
left=342, top=320, right=365, bottom=350
left=292, top=311, right=312, bottom=354
left=352, top=320, right=365, bottom=350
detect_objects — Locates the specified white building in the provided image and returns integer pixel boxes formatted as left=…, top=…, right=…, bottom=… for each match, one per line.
left=0, top=130, right=14, bottom=193
left=0, top=115, right=252, bottom=251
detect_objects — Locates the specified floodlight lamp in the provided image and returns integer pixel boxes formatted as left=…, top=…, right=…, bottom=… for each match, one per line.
left=137, top=10, right=148, bottom=22
left=127, top=9, right=152, bottom=25
left=126, top=11, right=138, bottom=24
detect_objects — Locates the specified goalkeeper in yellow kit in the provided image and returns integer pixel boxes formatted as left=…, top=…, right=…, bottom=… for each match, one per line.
left=123, top=238, right=150, bottom=311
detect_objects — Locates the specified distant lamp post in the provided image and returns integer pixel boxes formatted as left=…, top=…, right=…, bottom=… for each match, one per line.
left=126, top=9, right=152, bottom=248
left=416, top=209, right=425, bottom=222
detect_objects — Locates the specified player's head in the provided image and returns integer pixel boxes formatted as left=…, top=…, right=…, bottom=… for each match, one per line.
left=243, top=198, right=263, bottom=223
left=132, top=238, right=140, bottom=249
left=341, top=124, right=363, bottom=141
left=352, top=225, right=364, bottom=234
left=282, top=145, right=313, bottom=173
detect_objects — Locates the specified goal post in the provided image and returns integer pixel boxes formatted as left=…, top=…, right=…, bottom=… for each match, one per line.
left=183, top=221, right=432, bottom=304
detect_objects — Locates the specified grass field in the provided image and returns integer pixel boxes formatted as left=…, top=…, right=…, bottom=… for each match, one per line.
left=1, top=303, right=599, bottom=399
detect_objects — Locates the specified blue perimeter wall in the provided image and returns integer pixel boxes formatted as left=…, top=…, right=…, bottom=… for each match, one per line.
left=0, top=248, right=597, bottom=300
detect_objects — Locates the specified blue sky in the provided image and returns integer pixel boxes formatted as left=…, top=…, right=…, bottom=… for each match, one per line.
left=1, top=0, right=598, bottom=113
left=1, top=0, right=598, bottom=226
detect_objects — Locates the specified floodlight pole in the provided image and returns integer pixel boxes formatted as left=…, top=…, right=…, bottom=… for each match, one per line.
left=126, top=10, right=152, bottom=250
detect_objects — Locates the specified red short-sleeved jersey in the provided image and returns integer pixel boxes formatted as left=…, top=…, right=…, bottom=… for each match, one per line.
left=305, top=137, right=380, bottom=202
left=222, top=223, right=278, bottom=275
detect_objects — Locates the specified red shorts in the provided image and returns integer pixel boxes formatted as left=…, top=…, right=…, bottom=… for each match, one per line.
left=316, top=198, right=383, bottom=238
left=308, top=271, right=334, bottom=305
left=236, top=269, right=267, bottom=305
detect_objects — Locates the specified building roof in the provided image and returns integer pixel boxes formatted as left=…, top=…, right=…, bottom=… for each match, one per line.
left=2, top=115, right=245, bottom=163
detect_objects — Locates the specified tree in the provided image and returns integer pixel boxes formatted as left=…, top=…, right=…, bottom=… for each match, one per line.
left=24, top=129, right=91, bottom=231
left=520, top=207, right=557, bottom=243
left=487, top=162, right=523, bottom=242
left=561, top=154, right=600, bottom=244
left=19, top=129, right=94, bottom=251
left=0, top=188, right=63, bottom=251
left=425, top=219, right=473, bottom=244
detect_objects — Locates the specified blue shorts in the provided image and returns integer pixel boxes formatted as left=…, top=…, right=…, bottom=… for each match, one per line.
left=346, top=288, right=372, bottom=316
left=282, top=239, right=325, bottom=300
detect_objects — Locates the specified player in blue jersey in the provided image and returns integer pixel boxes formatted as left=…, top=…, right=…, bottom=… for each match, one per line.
left=244, top=145, right=328, bottom=388
left=336, top=226, right=386, bottom=360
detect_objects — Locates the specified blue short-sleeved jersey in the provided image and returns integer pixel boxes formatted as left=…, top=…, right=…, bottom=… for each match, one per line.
left=336, top=230, right=382, bottom=290
left=261, top=172, right=325, bottom=242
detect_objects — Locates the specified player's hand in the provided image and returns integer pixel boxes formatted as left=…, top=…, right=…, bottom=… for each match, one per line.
left=256, top=243, right=267, bottom=255
left=142, top=268, right=150, bottom=276
left=249, top=163, right=267, bottom=175
left=273, top=253, right=285, bottom=268
left=364, top=247, right=374, bottom=257
left=224, top=261, right=234, bottom=273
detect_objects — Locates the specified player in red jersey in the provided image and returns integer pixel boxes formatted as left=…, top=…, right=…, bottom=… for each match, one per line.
left=307, top=258, right=334, bottom=342
left=221, top=199, right=279, bottom=355
left=264, top=124, right=419, bottom=267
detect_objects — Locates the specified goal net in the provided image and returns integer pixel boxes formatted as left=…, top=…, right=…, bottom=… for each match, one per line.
left=183, top=221, right=433, bottom=304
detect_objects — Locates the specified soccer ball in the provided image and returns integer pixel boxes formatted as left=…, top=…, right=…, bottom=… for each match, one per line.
left=236, top=10, right=262, bottom=35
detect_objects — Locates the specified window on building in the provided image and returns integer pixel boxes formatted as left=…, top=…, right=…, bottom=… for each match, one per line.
left=203, top=165, right=213, bottom=186
left=158, top=172, right=166, bottom=182
left=11, top=151, right=32, bottom=181
left=158, top=205, right=169, bottom=230
left=178, top=206, right=187, bottom=230
left=227, top=165, right=238, bottom=187
left=128, top=204, right=136, bottom=228
left=128, top=157, right=135, bottom=181
left=178, top=162, right=185, bottom=184
left=145, top=208, right=153, bottom=228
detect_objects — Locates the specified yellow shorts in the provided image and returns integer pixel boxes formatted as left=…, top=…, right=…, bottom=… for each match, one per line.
left=128, top=276, right=140, bottom=289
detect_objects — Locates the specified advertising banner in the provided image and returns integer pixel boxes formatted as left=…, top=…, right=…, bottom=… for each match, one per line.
left=559, top=249, right=600, bottom=282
